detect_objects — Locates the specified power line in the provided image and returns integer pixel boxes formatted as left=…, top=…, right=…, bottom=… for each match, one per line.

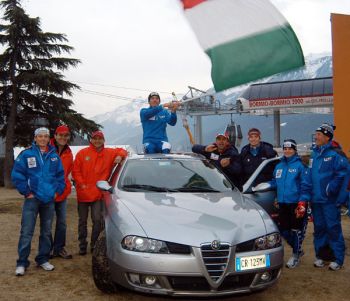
left=79, top=89, right=137, bottom=101
left=74, top=81, right=172, bottom=95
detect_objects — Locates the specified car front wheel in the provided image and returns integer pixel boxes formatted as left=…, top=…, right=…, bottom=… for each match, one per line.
left=92, top=230, right=119, bottom=293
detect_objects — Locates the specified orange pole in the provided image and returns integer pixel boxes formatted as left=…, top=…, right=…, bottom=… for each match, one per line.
left=331, top=13, right=350, bottom=157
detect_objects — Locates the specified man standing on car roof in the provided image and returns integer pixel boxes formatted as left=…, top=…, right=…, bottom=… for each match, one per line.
left=309, top=123, right=348, bottom=271
left=192, top=133, right=241, bottom=187
left=72, top=130, right=127, bottom=255
left=140, top=92, right=179, bottom=154
left=50, top=125, right=73, bottom=259
left=240, top=128, right=277, bottom=186
left=12, top=127, right=65, bottom=276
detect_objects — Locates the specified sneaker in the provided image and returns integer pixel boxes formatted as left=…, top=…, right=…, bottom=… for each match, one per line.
left=15, top=266, right=25, bottom=276
left=53, top=248, right=73, bottom=259
left=286, top=254, right=300, bottom=268
left=39, top=262, right=55, bottom=271
left=329, top=262, right=342, bottom=271
left=314, top=258, right=325, bottom=268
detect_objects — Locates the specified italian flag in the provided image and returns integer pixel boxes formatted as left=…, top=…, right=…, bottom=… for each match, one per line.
left=181, top=0, right=305, bottom=92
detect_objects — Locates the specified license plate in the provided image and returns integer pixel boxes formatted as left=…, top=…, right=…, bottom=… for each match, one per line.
left=235, top=254, right=270, bottom=271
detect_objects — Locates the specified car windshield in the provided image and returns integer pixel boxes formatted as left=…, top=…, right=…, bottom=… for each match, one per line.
left=118, top=158, right=233, bottom=192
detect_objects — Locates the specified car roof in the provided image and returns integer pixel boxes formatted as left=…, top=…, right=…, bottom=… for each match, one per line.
left=127, top=152, right=204, bottom=160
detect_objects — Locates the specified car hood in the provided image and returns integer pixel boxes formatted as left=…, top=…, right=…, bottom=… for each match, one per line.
left=116, top=190, right=269, bottom=247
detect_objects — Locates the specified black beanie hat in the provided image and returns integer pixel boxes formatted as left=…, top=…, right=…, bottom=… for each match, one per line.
left=148, top=92, right=160, bottom=102
left=316, top=123, right=335, bottom=139
left=283, top=139, right=297, bottom=151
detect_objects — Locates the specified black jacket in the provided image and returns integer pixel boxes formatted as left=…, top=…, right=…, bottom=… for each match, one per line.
left=239, top=141, right=277, bottom=186
left=192, top=143, right=241, bottom=187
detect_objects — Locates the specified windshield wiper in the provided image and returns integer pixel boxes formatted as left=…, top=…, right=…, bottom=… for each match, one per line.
left=176, top=186, right=220, bottom=192
left=121, top=184, right=177, bottom=192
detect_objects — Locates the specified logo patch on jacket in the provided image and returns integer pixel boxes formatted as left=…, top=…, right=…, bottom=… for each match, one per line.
left=324, top=157, right=332, bottom=162
left=288, top=168, right=297, bottom=173
left=85, top=156, right=90, bottom=161
left=309, top=159, right=313, bottom=168
left=276, top=169, right=283, bottom=178
left=149, top=116, right=156, bottom=121
left=51, top=157, right=58, bottom=161
left=27, top=157, right=37, bottom=168
left=210, top=153, right=219, bottom=160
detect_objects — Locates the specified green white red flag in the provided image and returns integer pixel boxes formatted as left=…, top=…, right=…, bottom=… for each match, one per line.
left=181, top=0, right=305, bottom=91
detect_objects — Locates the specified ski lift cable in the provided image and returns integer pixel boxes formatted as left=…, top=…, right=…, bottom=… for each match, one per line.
left=73, top=81, right=173, bottom=95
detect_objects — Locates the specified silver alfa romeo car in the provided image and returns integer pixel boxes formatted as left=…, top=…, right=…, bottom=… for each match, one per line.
left=93, top=153, right=283, bottom=297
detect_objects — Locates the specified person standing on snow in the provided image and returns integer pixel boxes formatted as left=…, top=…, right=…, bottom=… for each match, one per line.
left=72, top=131, right=127, bottom=255
left=265, top=139, right=311, bottom=268
left=140, top=92, right=179, bottom=154
left=50, top=125, right=74, bottom=259
left=12, top=127, right=65, bottom=276
left=310, top=123, right=348, bottom=271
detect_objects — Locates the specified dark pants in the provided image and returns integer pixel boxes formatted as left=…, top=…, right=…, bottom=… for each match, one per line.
left=78, top=201, right=103, bottom=251
left=17, top=198, right=54, bottom=267
left=278, top=203, right=308, bottom=256
left=312, top=202, right=345, bottom=265
left=52, top=200, right=67, bottom=254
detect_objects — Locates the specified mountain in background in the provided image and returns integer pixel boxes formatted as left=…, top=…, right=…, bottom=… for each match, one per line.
left=92, top=53, right=333, bottom=151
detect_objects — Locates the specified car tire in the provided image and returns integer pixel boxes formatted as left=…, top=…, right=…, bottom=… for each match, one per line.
left=92, top=230, right=118, bottom=293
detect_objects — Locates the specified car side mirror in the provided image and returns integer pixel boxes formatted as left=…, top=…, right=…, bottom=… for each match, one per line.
left=96, top=181, right=113, bottom=193
left=252, top=182, right=272, bottom=193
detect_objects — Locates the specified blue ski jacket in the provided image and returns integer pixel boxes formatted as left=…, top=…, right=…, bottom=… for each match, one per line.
left=11, top=142, right=65, bottom=203
left=140, top=105, right=177, bottom=143
left=309, top=142, right=348, bottom=204
left=270, top=154, right=311, bottom=203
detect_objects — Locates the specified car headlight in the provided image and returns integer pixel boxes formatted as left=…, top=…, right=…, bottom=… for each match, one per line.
left=122, top=236, right=169, bottom=253
left=254, top=233, right=281, bottom=250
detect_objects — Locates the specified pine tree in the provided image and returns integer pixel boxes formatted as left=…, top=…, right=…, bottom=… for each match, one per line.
left=0, top=0, right=100, bottom=187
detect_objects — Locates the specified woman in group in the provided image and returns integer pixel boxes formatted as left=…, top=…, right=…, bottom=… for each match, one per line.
left=268, top=139, right=311, bottom=268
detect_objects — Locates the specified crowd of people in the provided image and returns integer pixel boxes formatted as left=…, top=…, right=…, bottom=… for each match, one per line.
left=10, top=91, right=349, bottom=277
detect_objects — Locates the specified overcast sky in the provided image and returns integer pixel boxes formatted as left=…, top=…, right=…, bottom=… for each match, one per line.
left=9, top=0, right=350, bottom=117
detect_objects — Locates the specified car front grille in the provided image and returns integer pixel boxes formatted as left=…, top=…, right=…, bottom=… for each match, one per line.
left=166, top=242, right=192, bottom=254
left=168, top=273, right=255, bottom=291
left=200, top=243, right=230, bottom=282
left=235, top=239, right=255, bottom=252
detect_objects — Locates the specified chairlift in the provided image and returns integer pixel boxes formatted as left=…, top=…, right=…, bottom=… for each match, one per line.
left=225, top=114, right=243, bottom=148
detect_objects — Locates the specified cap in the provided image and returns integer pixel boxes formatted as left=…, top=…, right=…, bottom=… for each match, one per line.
left=34, top=127, right=50, bottom=137
left=91, top=130, right=104, bottom=139
left=316, top=123, right=335, bottom=139
left=148, top=92, right=160, bottom=102
left=55, top=125, right=70, bottom=134
left=248, top=128, right=261, bottom=137
left=216, top=133, right=229, bottom=140
left=283, top=139, right=297, bottom=151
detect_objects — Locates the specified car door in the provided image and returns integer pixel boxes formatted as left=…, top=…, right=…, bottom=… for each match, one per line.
left=241, top=157, right=281, bottom=220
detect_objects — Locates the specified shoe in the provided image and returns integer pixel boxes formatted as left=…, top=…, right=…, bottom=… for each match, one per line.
left=314, top=258, right=325, bottom=268
left=39, top=262, right=55, bottom=271
left=15, top=266, right=25, bottom=276
left=79, top=249, right=87, bottom=256
left=329, top=262, right=342, bottom=271
left=53, top=248, right=73, bottom=259
left=286, top=254, right=300, bottom=268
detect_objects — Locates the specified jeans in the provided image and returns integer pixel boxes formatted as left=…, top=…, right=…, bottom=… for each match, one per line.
left=52, top=200, right=67, bottom=254
left=78, top=201, right=103, bottom=251
left=17, top=198, right=54, bottom=267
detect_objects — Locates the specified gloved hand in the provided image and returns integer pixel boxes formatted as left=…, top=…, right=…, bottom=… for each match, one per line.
left=295, top=201, right=306, bottom=218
